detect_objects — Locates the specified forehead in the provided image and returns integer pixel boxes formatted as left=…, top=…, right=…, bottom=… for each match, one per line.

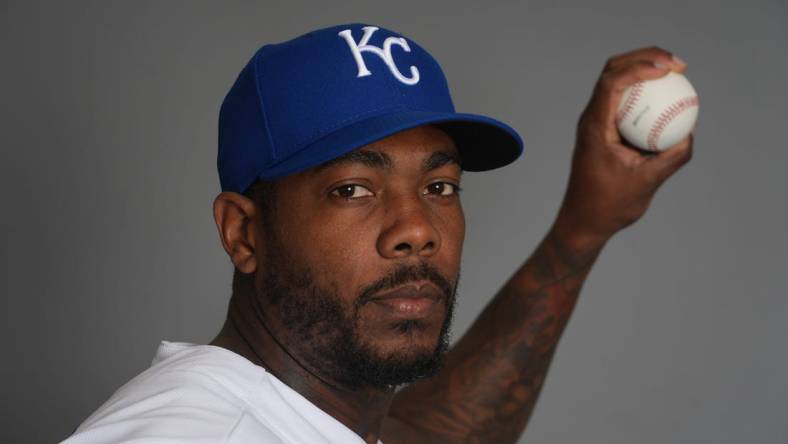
left=312, top=125, right=460, bottom=174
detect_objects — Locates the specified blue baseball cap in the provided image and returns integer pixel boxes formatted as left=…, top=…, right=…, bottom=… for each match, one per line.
left=218, top=23, right=523, bottom=194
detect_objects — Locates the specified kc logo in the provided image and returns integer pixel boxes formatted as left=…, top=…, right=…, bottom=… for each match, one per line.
left=337, top=26, right=420, bottom=86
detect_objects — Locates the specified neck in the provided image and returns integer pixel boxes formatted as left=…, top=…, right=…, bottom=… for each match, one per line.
left=210, top=286, right=393, bottom=444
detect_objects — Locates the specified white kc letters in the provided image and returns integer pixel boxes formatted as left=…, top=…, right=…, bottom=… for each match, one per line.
left=337, top=26, right=420, bottom=86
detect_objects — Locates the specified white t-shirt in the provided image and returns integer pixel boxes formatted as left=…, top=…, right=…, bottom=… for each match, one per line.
left=62, top=341, right=380, bottom=444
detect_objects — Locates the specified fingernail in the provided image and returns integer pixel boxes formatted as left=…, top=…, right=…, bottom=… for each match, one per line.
left=672, top=54, right=687, bottom=66
left=653, top=61, right=669, bottom=69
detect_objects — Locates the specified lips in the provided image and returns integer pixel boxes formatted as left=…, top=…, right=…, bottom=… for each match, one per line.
left=367, top=282, right=444, bottom=319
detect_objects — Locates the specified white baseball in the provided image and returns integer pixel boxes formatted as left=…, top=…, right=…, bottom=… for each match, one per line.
left=616, top=71, right=699, bottom=151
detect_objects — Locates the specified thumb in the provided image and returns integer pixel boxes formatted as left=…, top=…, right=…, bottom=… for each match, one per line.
left=642, top=135, right=694, bottom=184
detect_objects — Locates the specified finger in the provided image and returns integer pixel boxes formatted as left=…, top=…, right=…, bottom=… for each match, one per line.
left=642, top=134, right=694, bottom=183
left=604, top=46, right=687, bottom=73
left=587, top=61, right=672, bottom=142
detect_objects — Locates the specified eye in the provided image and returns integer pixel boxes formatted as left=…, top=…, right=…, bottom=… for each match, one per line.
left=424, top=182, right=462, bottom=197
left=330, top=184, right=374, bottom=200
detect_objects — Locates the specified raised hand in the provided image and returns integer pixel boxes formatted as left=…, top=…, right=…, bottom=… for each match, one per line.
left=554, top=46, right=694, bottom=249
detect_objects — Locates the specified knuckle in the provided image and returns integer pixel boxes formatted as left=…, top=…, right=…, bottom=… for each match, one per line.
left=651, top=46, right=673, bottom=59
left=632, top=46, right=672, bottom=62
left=600, top=70, right=615, bottom=83
left=599, top=72, right=618, bottom=89
left=644, top=45, right=667, bottom=54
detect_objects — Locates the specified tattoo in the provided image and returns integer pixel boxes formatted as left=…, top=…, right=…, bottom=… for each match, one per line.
left=386, top=229, right=602, bottom=443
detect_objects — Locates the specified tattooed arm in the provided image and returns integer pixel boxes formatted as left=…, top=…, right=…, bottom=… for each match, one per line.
left=383, top=47, right=695, bottom=443
left=385, top=223, right=605, bottom=443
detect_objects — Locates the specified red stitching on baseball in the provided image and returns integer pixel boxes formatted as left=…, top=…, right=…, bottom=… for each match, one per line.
left=646, top=95, right=699, bottom=151
left=616, top=81, right=644, bottom=124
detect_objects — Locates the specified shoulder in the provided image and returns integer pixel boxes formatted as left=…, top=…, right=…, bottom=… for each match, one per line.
left=62, top=342, right=288, bottom=444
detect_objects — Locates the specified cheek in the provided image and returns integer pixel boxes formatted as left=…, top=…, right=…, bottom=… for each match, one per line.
left=294, top=215, right=378, bottom=296
left=438, top=203, right=465, bottom=269
left=454, top=205, right=466, bottom=247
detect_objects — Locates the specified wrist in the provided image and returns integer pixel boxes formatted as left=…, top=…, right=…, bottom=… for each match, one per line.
left=550, top=208, right=611, bottom=255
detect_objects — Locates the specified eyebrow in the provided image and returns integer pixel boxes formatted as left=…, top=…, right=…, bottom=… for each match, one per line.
left=423, top=151, right=462, bottom=172
left=314, top=150, right=392, bottom=173
left=313, top=149, right=462, bottom=174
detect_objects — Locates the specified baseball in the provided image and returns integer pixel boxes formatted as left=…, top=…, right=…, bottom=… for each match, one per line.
left=616, top=71, right=699, bottom=151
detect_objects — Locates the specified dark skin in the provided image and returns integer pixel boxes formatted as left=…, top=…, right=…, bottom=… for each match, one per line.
left=211, top=47, right=694, bottom=443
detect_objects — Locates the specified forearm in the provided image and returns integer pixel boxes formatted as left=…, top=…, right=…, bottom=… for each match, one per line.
left=387, top=217, right=607, bottom=443
left=385, top=46, right=693, bottom=444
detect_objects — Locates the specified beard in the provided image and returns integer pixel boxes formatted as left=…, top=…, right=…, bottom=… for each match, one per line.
left=258, top=238, right=458, bottom=390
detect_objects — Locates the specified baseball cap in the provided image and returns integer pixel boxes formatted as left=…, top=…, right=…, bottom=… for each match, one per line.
left=218, top=23, right=523, bottom=194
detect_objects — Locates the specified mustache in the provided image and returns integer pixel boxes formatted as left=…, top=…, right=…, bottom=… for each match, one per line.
left=356, top=262, right=455, bottom=308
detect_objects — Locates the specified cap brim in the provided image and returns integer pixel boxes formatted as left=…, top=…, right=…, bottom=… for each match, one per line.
left=257, top=110, right=523, bottom=181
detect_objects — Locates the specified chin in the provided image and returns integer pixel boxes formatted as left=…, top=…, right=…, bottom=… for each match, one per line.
left=334, top=314, right=452, bottom=389
left=368, top=319, right=444, bottom=358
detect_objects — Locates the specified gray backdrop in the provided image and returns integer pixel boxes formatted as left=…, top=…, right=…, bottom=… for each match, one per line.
left=2, top=1, right=787, bottom=443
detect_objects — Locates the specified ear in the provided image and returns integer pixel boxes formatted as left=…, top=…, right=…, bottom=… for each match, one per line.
left=213, top=192, right=260, bottom=274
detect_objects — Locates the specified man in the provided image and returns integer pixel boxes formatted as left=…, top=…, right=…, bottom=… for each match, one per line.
left=64, top=24, right=692, bottom=444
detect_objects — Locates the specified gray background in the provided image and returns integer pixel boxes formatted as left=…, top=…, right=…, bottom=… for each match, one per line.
left=2, top=1, right=787, bottom=443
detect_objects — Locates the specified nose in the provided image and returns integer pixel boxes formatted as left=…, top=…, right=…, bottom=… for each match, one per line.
left=377, top=196, right=441, bottom=259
